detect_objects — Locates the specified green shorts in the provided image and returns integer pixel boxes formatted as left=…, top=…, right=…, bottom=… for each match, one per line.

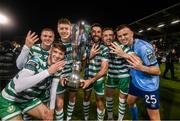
left=106, top=77, right=130, bottom=95
left=56, top=83, right=66, bottom=95
left=0, top=94, right=41, bottom=121
left=85, top=77, right=105, bottom=96
left=39, top=89, right=50, bottom=103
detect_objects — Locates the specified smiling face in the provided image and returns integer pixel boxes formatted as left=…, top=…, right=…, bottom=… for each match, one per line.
left=91, top=26, right=102, bottom=43
left=102, top=29, right=114, bottom=46
left=116, top=27, right=134, bottom=46
left=57, top=23, right=71, bottom=42
left=49, top=43, right=65, bottom=65
left=40, top=30, right=54, bottom=50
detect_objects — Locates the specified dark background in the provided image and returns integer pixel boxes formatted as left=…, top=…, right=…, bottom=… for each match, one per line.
left=0, top=0, right=179, bottom=41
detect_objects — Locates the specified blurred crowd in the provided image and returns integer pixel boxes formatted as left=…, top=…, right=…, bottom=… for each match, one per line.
left=152, top=42, right=179, bottom=80
left=0, top=40, right=21, bottom=90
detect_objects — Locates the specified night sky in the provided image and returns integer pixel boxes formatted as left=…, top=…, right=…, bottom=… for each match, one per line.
left=0, top=0, right=179, bottom=41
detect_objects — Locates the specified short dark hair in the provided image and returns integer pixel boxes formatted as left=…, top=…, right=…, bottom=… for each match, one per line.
left=116, top=24, right=133, bottom=32
left=91, top=23, right=102, bottom=30
left=58, top=18, right=71, bottom=25
left=52, top=43, right=66, bottom=52
left=41, top=28, right=54, bottom=35
left=102, top=27, right=114, bottom=33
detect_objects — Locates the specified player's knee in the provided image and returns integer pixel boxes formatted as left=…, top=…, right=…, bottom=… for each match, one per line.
left=149, top=114, right=160, bottom=121
left=56, top=101, right=64, bottom=110
left=148, top=109, right=160, bottom=120
left=97, top=104, right=104, bottom=110
left=127, top=98, right=135, bottom=107
left=57, top=104, right=63, bottom=110
left=96, top=100, right=104, bottom=110
left=41, top=109, right=49, bottom=119
left=69, top=96, right=76, bottom=102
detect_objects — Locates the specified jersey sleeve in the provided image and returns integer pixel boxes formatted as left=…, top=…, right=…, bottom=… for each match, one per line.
left=16, top=45, right=30, bottom=69
left=139, top=45, right=158, bottom=66
left=24, top=58, right=39, bottom=72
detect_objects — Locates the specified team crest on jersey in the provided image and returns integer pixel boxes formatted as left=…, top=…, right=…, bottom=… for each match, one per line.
left=27, top=60, right=38, bottom=68
left=25, top=60, right=38, bottom=70
left=147, top=53, right=156, bottom=63
left=7, top=105, right=15, bottom=113
left=146, top=48, right=151, bottom=54
left=145, top=48, right=156, bottom=63
left=27, top=60, right=38, bottom=67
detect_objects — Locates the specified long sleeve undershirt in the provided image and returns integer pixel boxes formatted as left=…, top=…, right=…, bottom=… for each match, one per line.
left=16, top=45, right=30, bottom=69
left=14, top=68, right=50, bottom=93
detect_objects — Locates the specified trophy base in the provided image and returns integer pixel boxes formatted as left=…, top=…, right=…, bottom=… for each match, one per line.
left=66, top=81, right=80, bottom=89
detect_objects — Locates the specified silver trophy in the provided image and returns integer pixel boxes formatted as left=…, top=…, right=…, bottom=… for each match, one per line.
left=66, top=23, right=87, bottom=89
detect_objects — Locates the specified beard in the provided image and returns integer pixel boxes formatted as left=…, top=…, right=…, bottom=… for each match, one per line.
left=92, top=35, right=101, bottom=43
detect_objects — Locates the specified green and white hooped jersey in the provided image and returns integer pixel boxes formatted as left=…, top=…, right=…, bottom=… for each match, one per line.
left=30, top=44, right=50, bottom=101
left=108, top=41, right=133, bottom=79
left=29, top=44, right=49, bottom=60
left=88, top=44, right=109, bottom=79
left=62, top=42, right=73, bottom=77
left=1, top=56, right=62, bottom=103
left=29, top=43, right=62, bottom=80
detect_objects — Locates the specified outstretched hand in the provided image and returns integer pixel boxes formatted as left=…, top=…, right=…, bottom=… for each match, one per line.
left=25, top=30, right=39, bottom=48
left=126, top=54, right=143, bottom=70
left=90, top=44, right=100, bottom=59
left=109, top=42, right=124, bottom=56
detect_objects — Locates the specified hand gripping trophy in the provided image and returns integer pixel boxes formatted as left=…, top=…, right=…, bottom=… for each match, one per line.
left=66, top=23, right=88, bottom=89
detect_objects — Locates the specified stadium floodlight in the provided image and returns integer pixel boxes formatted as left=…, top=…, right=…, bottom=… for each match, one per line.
left=157, top=24, right=165, bottom=28
left=0, top=12, right=10, bottom=42
left=138, top=29, right=143, bottom=33
left=0, top=13, right=9, bottom=25
left=171, top=19, right=180, bottom=24
left=81, top=21, right=85, bottom=25
left=147, top=27, right=152, bottom=31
